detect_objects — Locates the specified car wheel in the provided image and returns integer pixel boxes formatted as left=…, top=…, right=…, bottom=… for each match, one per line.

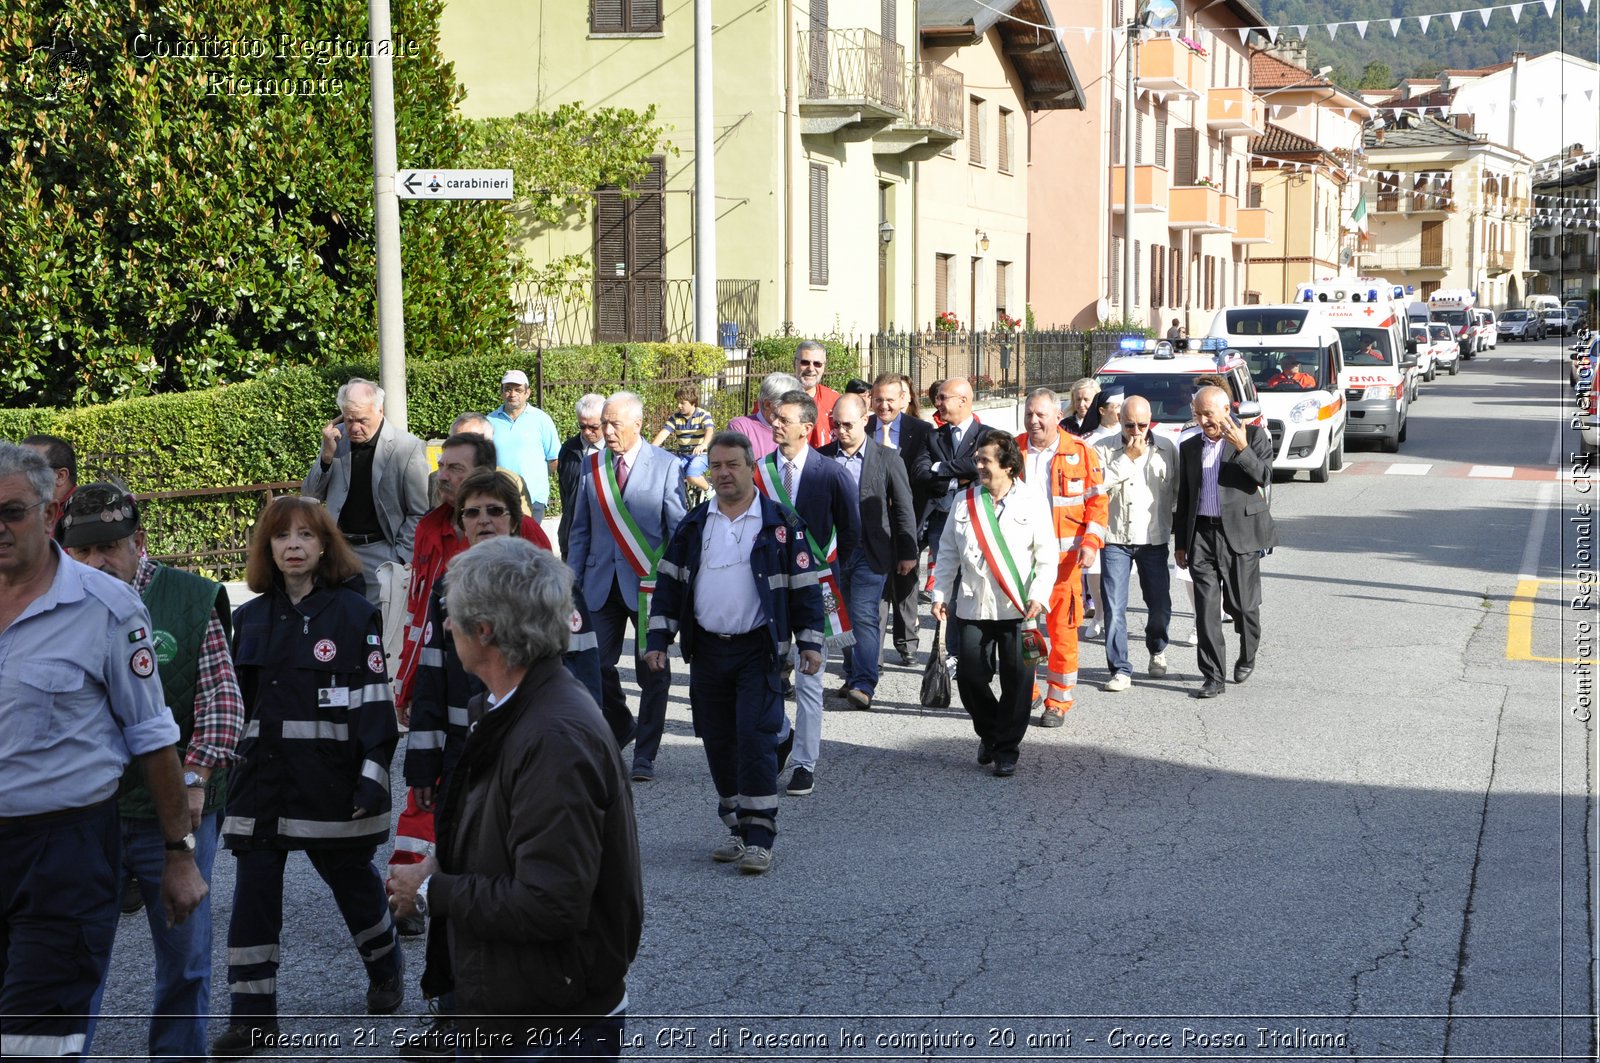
left=1381, top=432, right=1400, bottom=453
left=1448, top=358, right=1459, bottom=376
left=1310, top=448, right=1330, bottom=483
left=1329, top=438, right=1345, bottom=472
left=1398, top=417, right=1408, bottom=445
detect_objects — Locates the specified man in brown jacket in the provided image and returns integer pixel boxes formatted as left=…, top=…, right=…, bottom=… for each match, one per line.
left=388, top=538, right=642, bottom=1060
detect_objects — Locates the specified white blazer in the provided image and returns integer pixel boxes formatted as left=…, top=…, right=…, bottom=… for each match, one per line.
left=931, top=482, right=1055, bottom=622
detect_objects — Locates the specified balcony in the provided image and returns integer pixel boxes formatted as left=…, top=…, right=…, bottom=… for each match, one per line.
left=799, top=27, right=905, bottom=137
left=1374, top=190, right=1453, bottom=216
left=1170, top=184, right=1230, bottom=232
left=873, top=60, right=963, bottom=156
left=1232, top=205, right=1271, bottom=244
left=1529, top=251, right=1597, bottom=274
left=1356, top=249, right=1453, bottom=272
left=1220, top=192, right=1237, bottom=233
left=1111, top=165, right=1170, bottom=213
left=1487, top=249, right=1516, bottom=275
left=1207, top=87, right=1266, bottom=137
left=1138, top=37, right=1205, bottom=98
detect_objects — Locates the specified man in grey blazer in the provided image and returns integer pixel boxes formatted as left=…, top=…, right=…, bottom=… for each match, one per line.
left=301, top=378, right=430, bottom=603
left=818, top=394, right=917, bottom=709
left=1174, top=386, right=1278, bottom=699
left=567, top=390, right=688, bottom=780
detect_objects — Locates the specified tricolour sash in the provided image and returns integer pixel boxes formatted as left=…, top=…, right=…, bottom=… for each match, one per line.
left=590, top=451, right=663, bottom=644
left=965, top=486, right=1030, bottom=616
left=754, top=453, right=854, bottom=649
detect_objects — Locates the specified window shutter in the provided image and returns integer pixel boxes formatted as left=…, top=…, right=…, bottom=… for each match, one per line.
left=1174, top=128, right=1197, bottom=186
left=995, top=260, right=1010, bottom=315
left=881, top=0, right=895, bottom=42
left=630, top=158, right=666, bottom=339
left=592, top=0, right=624, bottom=33
left=998, top=109, right=1011, bottom=171
left=1111, top=98, right=1123, bottom=164
left=1135, top=109, right=1144, bottom=165
left=1155, top=107, right=1167, bottom=167
left=809, top=164, right=829, bottom=286
left=935, top=254, right=951, bottom=315
left=1171, top=247, right=1182, bottom=306
left=630, top=0, right=662, bottom=32
left=968, top=98, right=983, bottom=164
left=1110, top=236, right=1122, bottom=303
left=1248, top=182, right=1262, bottom=209
left=1134, top=241, right=1141, bottom=305
left=1151, top=244, right=1162, bottom=308
left=808, top=0, right=828, bottom=98
left=594, top=189, right=628, bottom=341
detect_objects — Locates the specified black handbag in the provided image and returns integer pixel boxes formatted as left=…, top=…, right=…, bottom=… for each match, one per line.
left=920, top=622, right=952, bottom=708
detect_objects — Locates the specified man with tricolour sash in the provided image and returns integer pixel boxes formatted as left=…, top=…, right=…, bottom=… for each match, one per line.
left=761, top=390, right=860, bottom=798
left=566, top=390, right=688, bottom=783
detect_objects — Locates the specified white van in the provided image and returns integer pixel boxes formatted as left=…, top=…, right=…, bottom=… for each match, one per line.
left=1207, top=304, right=1348, bottom=481
left=1429, top=289, right=1479, bottom=360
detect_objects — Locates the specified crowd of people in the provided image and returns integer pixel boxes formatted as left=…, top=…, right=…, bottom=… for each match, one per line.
left=0, top=341, right=1277, bottom=1061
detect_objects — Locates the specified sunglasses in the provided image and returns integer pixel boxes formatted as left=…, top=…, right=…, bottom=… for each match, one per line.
left=0, top=499, right=48, bottom=525
left=796, top=359, right=825, bottom=368
left=461, top=505, right=509, bottom=520
left=1124, top=421, right=1152, bottom=430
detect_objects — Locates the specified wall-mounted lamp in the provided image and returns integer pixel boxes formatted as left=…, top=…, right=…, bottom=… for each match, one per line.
left=977, top=230, right=990, bottom=252
left=879, top=220, right=895, bottom=245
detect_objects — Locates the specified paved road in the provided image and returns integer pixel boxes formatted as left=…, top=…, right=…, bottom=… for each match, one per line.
left=94, top=338, right=1596, bottom=1061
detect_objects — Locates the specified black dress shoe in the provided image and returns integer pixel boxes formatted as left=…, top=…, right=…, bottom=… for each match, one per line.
left=1233, top=661, right=1255, bottom=684
left=776, top=728, right=794, bottom=772
left=993, top=757, right=1018, bottom=777
left=1194, top=679, right=1225, bottom=699
left=782, top=679, right=796, bottom=698
left=896, top=648, right=915, bottom=667
left=977, top=741, right=994, bottom=766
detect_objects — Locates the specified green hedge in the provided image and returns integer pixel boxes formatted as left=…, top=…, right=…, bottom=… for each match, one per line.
left=1, top=343, right=723, bottom=576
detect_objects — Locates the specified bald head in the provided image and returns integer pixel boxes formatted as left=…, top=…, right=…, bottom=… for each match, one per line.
left=1192, top=386, right=1232, bottom=440
left=831, top=392, right=871, bottom=450
left=936, top=377, right=973, bottom=424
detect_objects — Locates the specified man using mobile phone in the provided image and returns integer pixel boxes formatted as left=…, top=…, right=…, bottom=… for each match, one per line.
left=1093, top=395, right=1179, bottom=693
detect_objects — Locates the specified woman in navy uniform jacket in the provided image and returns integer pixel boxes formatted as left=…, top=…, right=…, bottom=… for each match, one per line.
left=212, top=497, right=404, bottom=1058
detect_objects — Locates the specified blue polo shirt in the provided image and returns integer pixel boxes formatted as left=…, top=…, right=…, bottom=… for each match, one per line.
left=0, top=544, right=178, bottom=816
left=487, top=404, right=562, bottom=506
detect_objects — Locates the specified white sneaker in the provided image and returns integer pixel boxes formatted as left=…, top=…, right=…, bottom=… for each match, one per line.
left=1148, top=652, right=1168, bottom=678
left=1178, top=629, right=1198, bottom=646
left=1102, top=673, right=1131, bottom=692
left=1081, top=620, right=1103, bottom=641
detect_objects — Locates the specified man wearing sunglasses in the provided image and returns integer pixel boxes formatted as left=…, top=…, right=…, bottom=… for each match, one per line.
left=1093, top=394, right=1179, bottom=693
left=0, top=444, right=206, bottom=1061
left=793, top=341, right=840, bottom=449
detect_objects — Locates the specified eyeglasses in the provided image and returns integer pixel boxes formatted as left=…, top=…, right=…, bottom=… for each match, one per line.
left=460, top=505, right=509, bottom=520
left=796, top=359, right=825, bottom=368
left=1124, top=422, right=1152, bottom=430
left=580, top=422, right=603, bottom=432
left=0, top=499, right=48, bottom=525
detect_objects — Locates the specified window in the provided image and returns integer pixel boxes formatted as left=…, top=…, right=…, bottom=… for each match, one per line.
left=591, top=0, right=662, bottom=34
left=1151, top=244, right=1164, bottom=308
left=1134, top=240, right=1141, bottom=305
left=1155, top=106, right=1168, bottom=168
left=594, top=156, right=666, bottom=341
left=935, top=253, right=954, bottom=315
left=1111, top=236, right=1123, bottom=304
left=1248, top=182, right=1263, bottom=209
left=808, top=163, right=829, bottom=286
left=1174, top=128, right=1198, bottom=187
left=996, top=260, right=1011, bottom=317
left=1135, top=108, right=1144, bottom=165
left=1170, top=247, right=1183, bottom=306
left=998, top=108, right=1013, bottom=172
left=1111, top=99, right=1123, bottom=164
left=968, top=97, right=984, bottom=165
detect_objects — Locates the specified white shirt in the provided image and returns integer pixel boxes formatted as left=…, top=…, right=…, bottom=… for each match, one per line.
left=617, top=437, right=645, bottom=471
left=695, top=495, right=764, bottom=634
left=774, top=444, right=809, bottom=499
left=1024, top=435, right=1059, bottom=499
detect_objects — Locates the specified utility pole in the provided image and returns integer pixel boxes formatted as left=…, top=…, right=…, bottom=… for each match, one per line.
left=1122, top=16, right=1139, bottom=320
left=369, top=0, right=408, bottom=429
left=693, top=0, right=718, bottom=345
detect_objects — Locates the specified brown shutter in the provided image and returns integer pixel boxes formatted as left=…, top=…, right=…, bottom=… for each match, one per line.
left=998, top=109, right=1011, bottom=171
left=995, top=260, right=1010, bottom=316
left=1110, top=235, right=1122, bottom=302
left=1134, top=240, right=1141, bottom=305
left=1155, top=107, right=1167, bottom=167
left=1421, top=221, right=1443, bottom=268
left=934, top=253, right=951, bottom=315
left=1171, top=247, right=1182, bottom=306
left=1135, top=108, right=1144, bottom=166
left=1248, top=182, right=1262, bottom=208
left=809, top=0, right=828, bottom=98
left=630, top=157, right=666, bottom=339
left=882, top=0, right=895, bottom=42
left=809, top=163, right=829, bottom=286
left=1174, top=128, right=1197, bottom=186
left=1111, top=98, right=1123, bottom=164
left=592, top=0, right=623, bottom=33
left=594, top=188, right=628, bottom=341
left=968, top=97, right=983, bottom=164
left=629, top=0, right=662, bottom=32
left=1151, top=244, right=1162, bottom=308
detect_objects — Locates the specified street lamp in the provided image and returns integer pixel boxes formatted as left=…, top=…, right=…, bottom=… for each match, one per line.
left=1122, top=0, right=1179, bottom=317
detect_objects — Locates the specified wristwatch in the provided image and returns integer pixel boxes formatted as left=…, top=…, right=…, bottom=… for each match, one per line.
left=415, top=874, right=432, bottom=918
left=165, top=833, right=196, bottom=853
left=182, top=771, right=205, bottom=789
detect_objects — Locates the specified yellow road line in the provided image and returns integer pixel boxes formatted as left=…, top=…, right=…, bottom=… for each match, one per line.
left=1506, top=579, right=1594, bottom=665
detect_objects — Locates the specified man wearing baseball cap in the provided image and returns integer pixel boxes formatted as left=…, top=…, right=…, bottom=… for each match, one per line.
left=58, top=481, right=243, bottom=1062
left=487, top=369, right=562, bottom=525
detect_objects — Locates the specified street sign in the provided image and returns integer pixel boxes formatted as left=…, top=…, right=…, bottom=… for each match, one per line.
left=395, top=169, right=513, bottom=200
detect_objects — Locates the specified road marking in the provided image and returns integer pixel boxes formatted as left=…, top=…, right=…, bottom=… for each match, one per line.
left=1385, top=463, right=1433, bottom=475
left=1506, top=578, right=1592, bottom=665
left=1343, top=461, right=1578, bottom=481
left=1468, top=465, right=1516, bottom=478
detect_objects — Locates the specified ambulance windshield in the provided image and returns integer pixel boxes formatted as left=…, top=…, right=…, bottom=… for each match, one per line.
left=1241, top=348, right=1325, bottom=391
left=1337, top=327, right=1395, bottom=366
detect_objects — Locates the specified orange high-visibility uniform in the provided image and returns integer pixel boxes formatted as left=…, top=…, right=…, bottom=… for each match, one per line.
left=1016, top=429, right=1108, bottom=711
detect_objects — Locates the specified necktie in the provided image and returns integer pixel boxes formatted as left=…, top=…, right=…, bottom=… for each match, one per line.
left=615, top=454, right=630, bottom=494
left=783, top=460, right=795, bottom=498
left=879, top=420, right=891, bottom=445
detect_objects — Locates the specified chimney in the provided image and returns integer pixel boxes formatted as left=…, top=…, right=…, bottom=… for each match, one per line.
left=1453, top=113, right=1474, bottom=133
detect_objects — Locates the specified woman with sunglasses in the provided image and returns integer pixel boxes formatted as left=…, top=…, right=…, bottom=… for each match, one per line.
left=212, top=498, right=403, bottom=1057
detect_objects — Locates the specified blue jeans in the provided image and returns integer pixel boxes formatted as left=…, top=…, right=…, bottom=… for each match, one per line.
left=839, top=551, right=888, bottom=695
left=86, top=809, right=222, bottom=1063
left=1100, top=543, right=1172, bottom=678
left=528, top=502, right=547, bottom=525
left=464, top=1013, right=626, bottom=1060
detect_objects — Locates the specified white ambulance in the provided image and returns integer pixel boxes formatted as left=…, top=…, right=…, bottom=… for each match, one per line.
left=1428, top=288, right=1479, bottom=359
left=1206, top=304, right=1347, bottom=481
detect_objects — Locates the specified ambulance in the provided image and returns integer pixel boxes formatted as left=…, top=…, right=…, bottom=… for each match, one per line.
left=1428, top=288, right=1479, bottom=359
left=1092, top=339, right=1266, bottom=453
left=1205, top=303, right=1347, bottom=481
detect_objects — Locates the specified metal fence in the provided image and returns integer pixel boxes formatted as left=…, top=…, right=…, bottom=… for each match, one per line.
left=511, top=278, right=762, bottom=348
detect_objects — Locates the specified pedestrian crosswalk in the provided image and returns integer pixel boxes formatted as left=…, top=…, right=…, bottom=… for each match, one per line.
left=1339, top=460, right=1582, bottom=482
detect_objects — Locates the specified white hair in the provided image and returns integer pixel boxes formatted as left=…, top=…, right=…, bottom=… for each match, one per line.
left=445, top=537, right=573, bottom=669
left=0, top=443, right=54, bottom=504
left=604, top=390, right=644, bottom=423
left=337, top=377, right=385, bottom=412
left=758, top=372, right=802, bottom=405
left=576, top=393, right=605, bottom=420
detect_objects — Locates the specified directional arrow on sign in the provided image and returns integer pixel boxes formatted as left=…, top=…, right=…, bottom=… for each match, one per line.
left=394, top=168, right=514, bottom=201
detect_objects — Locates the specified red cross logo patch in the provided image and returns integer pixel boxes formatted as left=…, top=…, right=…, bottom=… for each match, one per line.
left=314, top=639, right=337, bottom=663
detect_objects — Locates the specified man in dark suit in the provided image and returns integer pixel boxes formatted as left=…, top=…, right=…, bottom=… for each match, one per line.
left=925, top=377, right=993, bottom=659
left=567, top=391, right=688, bottom=780
left=870, top=373, right=934, bottom=665
left=1174, top=385, right=1277, bottom=699
left=556, top=393, right=606, bottom=558
left=819, top=393, right=917, bottom=710
left=764, top=391, right=860, bottom=797
left=301, top=377, right=430, bottom=603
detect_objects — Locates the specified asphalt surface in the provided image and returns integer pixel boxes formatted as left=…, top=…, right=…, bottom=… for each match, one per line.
left=93, top=336, right=1597, bottom=1061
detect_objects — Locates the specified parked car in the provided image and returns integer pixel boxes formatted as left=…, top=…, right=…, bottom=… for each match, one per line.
left=1542, top=308, right=1571, bottom=336
left=1564, top=305, right=1586, bottom=334
left=1408, top=325, right=1436, bottom=381
left=1498, top=309, right=1543, bottom=341
left=1427, top=322, right=1461, bottom=377
left=1565, top=299, right=1589, bottom=330
left=1474, top=309, right=1497, bottom=351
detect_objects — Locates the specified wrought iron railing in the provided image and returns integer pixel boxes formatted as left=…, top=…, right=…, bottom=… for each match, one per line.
left=800, top=27, right=904, bottom=113
left=511, top=278, right=761, bottom=347
left=901, top=60, right=963, bottom=137
left=1359, top=249, right=1453, bottom=271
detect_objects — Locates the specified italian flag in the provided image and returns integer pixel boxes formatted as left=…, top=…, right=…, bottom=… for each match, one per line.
left=1349, top=193, right=1368, bottom=234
